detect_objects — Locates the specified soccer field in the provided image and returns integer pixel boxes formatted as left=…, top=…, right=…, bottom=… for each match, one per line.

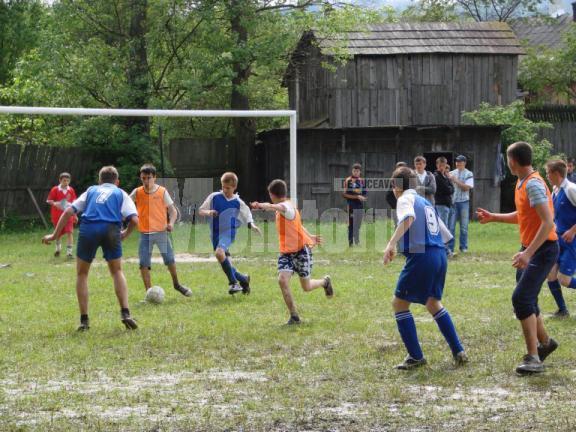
left=1, top=222, right=576, bottom=431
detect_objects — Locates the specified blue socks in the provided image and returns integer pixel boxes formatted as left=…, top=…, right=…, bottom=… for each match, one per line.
left=568, top=278, right=576, bottom=289
left=433, top=308, right=464, bottom=356
left=233, top=268, right=248, bottom=285
left=548, top=280, right=567, bottom=311
left=220, top=258, right=237, bottom=284
left=395, top=311, right=424, bottom=360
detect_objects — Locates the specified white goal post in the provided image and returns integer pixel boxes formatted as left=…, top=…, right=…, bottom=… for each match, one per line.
left=0, top=106, right=298, bottom=203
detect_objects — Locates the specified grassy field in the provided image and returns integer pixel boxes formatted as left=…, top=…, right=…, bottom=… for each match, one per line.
left=1, top=221, right=576, bottom=431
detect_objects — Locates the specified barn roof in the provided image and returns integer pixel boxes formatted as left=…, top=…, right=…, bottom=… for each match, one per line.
left=510, top=14, right=574, bottom=50
left=313, top=22, right=524, bottom=56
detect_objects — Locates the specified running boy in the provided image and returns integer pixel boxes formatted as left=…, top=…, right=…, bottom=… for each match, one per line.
left=199, top=172, right=261, bottom=295
left=130, top=164, right=191, bottom=299
left=251, top=179, right=333, bottom=325
left=42, top=166, right=139, bottom=331
left=46, top=172, right=77, bottom=258
left=478, top=142, right=559, bottom=374
left=383, top=166, right=467, bottom=370
left=545, top=159, right=576, bottom=317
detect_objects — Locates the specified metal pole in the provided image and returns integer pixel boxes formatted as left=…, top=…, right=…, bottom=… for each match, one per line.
left=289, top=113, right=297, bottom=206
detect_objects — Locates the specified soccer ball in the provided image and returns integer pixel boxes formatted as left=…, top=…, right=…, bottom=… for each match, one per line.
left=146, top=286, right=165, bottom=304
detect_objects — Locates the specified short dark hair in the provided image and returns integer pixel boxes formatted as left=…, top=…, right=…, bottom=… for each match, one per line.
left=59, top=172, right=71, bottom=180
left=268, top=179, right=287, bottom=198
left=352, top=163, right=362, bottom=170
left=567, top=157, right=575, bottom=165
left=546, top=159, right=567, bottom=177
left=395, top=161, right=408, bottom=168
left=436, top=156, right=447, bottom=164
left=99, top=166, right=119, bottom=184
left=140, top=164, right=156, bottom=176
left=507, top=142, right=532, bottom=167
left=392, top=166, right=417, bottom=191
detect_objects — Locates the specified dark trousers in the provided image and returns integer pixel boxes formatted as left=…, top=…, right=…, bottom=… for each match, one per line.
left=513, top=240, right=559, bottom=320
left=348, top=207, right=364, bottom=245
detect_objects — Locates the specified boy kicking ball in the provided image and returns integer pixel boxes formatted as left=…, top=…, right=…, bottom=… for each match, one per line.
left=46, top=172, right=77, bottom=258
left=251, top=179, right=333, bottom=325
left=199, top=172, right=261, bottom=295
left=42, top=166, right=139, bottom=331
left=383, top=167, right=467, bottom=370
left=130, top=164, right=191, bottom=299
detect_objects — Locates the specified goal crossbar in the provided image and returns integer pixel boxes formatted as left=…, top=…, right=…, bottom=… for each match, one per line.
left=0, top=106, right=299, bottom=202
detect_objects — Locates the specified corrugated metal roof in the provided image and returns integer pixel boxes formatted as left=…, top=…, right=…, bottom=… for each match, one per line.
left=510, top=14, right=574, bottom=50
left=314, top=21, right=524, bottom=56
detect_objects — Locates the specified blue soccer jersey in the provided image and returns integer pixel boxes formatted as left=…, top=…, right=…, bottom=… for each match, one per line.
left=553, top=179, right=576, bottom=236
left=396, top=189, right=451, bottom=255
left=72, top=183, right=137, bottom=224
left=200, top=192, right=253, bottom=250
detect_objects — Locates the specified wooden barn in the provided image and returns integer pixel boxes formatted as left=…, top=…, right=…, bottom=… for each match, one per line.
left=259, top=22, right=524, bottom=214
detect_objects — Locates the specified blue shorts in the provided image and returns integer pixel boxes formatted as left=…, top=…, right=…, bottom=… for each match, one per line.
left=139, top=232, right=175, bottom=268
left=557, top=238, right=576, bottom=276
left=211, top=234, right=235, bottom=251
left=77, top=222, right=122, bottom=263
left=395, top=246, right=447, bottom=305
left=278, top=246, right=313, bottom=278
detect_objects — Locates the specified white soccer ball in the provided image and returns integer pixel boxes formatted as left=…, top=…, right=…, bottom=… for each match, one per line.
left=146, top=286, right=165, bottom=304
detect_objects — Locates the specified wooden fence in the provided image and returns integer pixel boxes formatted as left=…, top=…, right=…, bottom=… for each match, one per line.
left=526, top=106, right=576, bottom=157
left=0, top=144, right=94, bottom=220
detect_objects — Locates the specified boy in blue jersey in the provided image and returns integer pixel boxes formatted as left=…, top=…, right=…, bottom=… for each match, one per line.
left=545, top=160, right=576, bottom=318
left=42, top=166, right=139, bottom=331
left=199, top=172, right=261, bottom=295
left=383, top=167, right=468, bottom=370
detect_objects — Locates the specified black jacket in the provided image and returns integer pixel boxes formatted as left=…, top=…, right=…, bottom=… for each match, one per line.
left=434, top=170, right=454, bottom=206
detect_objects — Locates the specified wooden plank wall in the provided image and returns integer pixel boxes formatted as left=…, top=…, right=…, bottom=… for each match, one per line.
left=537, top=121, right=576, bottom=157
left=291, top=53, right=518, bottom=127
left=0, top=144, right=94, bottom=218
left=260, top=127, right=502, bottom=216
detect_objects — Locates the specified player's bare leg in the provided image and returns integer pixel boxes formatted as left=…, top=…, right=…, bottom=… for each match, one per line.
left=520, top=314, right=539, bottom=356
left=140, top=266, right=152, bottom=290
left=300, top=275, right=333, bottom=297
left=279, top=272, right=299, bottom=324
left=76, top=258, right=91, bottom=331
left=168, top=263, right=191, bottom=296
left=108, top=258, right=137, bottom=330
left=66, top=232, right=74, bottom=258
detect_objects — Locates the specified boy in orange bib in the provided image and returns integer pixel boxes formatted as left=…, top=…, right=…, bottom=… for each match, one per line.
left=130, top=164, right=191, bottom=299
left=251, top=179, right=333, bottom=325
left=478, top=142, right=559, bottom=375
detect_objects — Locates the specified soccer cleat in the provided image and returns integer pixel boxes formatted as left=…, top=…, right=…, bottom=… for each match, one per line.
left=552, top=309, right=570, bottom=318
left=77, top=322, right=90, bottom=332
left=228, top=283, right=243, bottom=295
left=323, top=275, right=333, bottom=298
left=515, top=354, right=544, bottom=375
left=287, top=315, right=301, bottom=325
left=454, top=351, right=469, bottom=366
left=395, top=355, right=427, bottom=370
left=240, top=275, right=251, bottom=295
left=121, top=313, right=138, bottom=330
left=174, top=284, right=192, bottom=297
left=538, top=338, right=559, bottom=362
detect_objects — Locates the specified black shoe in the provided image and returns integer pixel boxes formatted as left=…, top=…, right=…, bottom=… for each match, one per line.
left=54, top=250, right=61, bottom=257
left=240, top=275, right=251, bottom=295
left=77, top=322, right=90, bottom=332
left=516, top=354, right=544, bottom=375
left=323, top=275, right=333, bottom=298
left=174, top=283, right=192, bottom=297
left=538, top=338, right=559, bottom=362
left=552, top=309, right=570, bottom=318
left=228, top=283, right=243, bottom=295
left=287, top=315, right=301, bottom=325
left=395, top=355, right=427, bottom=370
left=121, top=314, right=138, bottom=330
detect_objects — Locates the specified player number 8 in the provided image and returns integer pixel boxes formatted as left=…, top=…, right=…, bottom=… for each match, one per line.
left=424, top=206, right=439, bottom=235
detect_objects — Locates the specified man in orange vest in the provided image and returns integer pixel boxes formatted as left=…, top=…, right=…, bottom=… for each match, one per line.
left=130, top=164, right=191, bottom=299
left=251, top=179, right=333, bottom=325
left=478, top=142, right=559, bottom=375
